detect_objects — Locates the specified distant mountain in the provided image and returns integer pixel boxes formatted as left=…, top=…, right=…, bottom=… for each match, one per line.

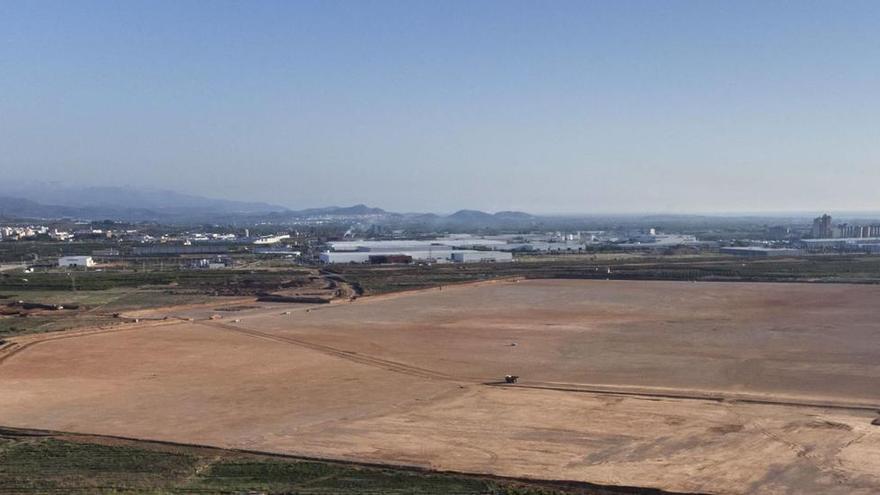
left=0, top=195, right=167, bottom=221
left=0, top=185, right=286, bottom=215
left=431, top=209, right=538, bottom=228
left=0, top=184, right=546, bottom=227
left=493, top=211, right=534, bottom=221
left=447, top=209, right=497, bottom=223
left=0, top=196, right=71, bottom=219
left=0, top=187, right=399, bottom=224
left=292, top=204, right=387, bottom=216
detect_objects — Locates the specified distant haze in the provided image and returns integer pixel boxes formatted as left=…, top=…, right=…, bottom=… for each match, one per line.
left=2, top=1, right=879, bottom=214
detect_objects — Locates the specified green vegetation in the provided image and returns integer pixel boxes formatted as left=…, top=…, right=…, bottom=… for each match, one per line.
left=0, top=437, right=196, bottom=493
left=0, top=432, right=577, bottom=494
left=0, top=314, right=119, bottom=338
left=0, top=267, right=316, bottom=338
left=0, top=269, right=309, bottom=292
left=0, top=288, right=215, bottom=338
left=327, top=255, right=880, bottom=295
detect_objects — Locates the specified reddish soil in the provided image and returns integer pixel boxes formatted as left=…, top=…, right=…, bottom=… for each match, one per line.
left=1, top=279, right=879, bottom=494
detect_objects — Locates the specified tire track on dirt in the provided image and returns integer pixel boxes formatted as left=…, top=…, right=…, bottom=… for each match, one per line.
left=201, top=321, right=469, bottom=382
left=0, top=320, right=179, bottom=367
left=492, top=381, right=880, bottom=413
left=724, top=405, right=855, bottom=486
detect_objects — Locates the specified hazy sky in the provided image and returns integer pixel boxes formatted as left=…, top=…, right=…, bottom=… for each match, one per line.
left=2, top=1, right=878, bottom=213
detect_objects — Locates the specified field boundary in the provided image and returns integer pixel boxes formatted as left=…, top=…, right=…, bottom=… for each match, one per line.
left=493, top=381, right=880, bottom=413
left=0, top=425, right=706, bottom=495
left=0, top=319, right=179, bottom=366
left=347, top=275, right=526, bottom=303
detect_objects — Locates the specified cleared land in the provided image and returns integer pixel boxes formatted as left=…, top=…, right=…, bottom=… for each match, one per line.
left=1, top=280, right=879, bottom=494
left=0, top=427, right=603, bottom=495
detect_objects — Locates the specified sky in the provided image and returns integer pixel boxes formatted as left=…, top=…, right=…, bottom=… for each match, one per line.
left=1, top=0, right=878, bottom=214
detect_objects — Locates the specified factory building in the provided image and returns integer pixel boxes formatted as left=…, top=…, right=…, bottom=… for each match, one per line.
left=132, top=245, right=230, bottom=256
left=58, top=256, right=95, bottom=268
left=253, top=234, right=291, bottom=245
left=321, top=249, right=512, bottom=264
left=836, top=224, right=880, bottom=238
left=321, top=249, right=455, bottom=264
left=369, top=254, right=412, bottom=264
left=800, top=238, right=880, bottom=253
left=327, top=238, right=507, bottom=252
left=450, top=251, right=513, bottom=263
left=719, top=247, right=802, bottom=258
left=322, top=236, right=515, bottom=263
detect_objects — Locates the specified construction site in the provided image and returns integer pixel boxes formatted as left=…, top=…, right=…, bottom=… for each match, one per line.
left=1, top=279, right=879, bottom=494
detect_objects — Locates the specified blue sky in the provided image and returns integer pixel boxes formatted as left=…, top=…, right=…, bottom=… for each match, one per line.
left=1, top=1, right=878, bottom=213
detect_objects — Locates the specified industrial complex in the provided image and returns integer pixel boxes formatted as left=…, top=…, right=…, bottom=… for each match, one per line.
left=320, top=238, right=512, bottom=264
left=319, top=231, right=703, bottom=264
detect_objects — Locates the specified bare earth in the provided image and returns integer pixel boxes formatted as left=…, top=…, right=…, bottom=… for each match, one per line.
left=1, top=280, right=879, bottom=494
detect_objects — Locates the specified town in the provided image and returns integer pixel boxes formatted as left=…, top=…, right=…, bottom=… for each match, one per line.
left=3, top=212, right=880, bottom=274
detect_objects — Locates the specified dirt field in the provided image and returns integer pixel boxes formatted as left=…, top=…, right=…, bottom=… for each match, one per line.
left=1, top=280, right=879, bottom=494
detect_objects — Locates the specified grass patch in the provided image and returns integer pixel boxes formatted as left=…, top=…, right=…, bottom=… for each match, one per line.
left=328, top=255, right=880, bottom=295
left=0, top=437, right=197, bottom=493
left=0, top=289, right=219, bottom=338
left=0, top=434, right=575, bottom=494
left=0, top=314, right=120, bottom=338
left=191, top=459, right=494, bottom=493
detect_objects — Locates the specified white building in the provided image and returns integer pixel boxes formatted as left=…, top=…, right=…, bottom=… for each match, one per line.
left=253, top=234, right=291, bottom=245
left=58, top=256, right=95, bottom=268
left=450, top=251, right=513, bottom=263
left=719, top=247, right=802, bottom=257
left=327, top=237, right=507, bottom=252
left=321, top=249, right=456, bottom=264
left=320, top=249, right=513, bottom=264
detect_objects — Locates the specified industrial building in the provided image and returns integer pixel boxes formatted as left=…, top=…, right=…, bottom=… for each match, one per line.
left=189, top=256, right=234, bottom=269
left=132, top=245, right=230, bottom=256
left=451, top=251, right=513, bottom=263
left=836, top=223, right=880, bottom=238
left=327, top=238, right=507, bottom=252
left=58, top=256, right=95, bottom=268
left=368, top=254, right=413, bottom=264
left=503, top=241, right=588, bottom=252
left=321, top=236, right=515, bottom=264
left=321, top=249, right=453, bottom=263
left=800, top=238, right=880, bottom=253
left=616, top=234, right=702, bottom=250
left=254, top=247, right=301, bottom=256
left=91, top=248, right=120, bottom=257
left=720, top=247, right=802, bottom=258
left=253, top=234, right=291, bottom=245
left=320, top=249, right=511, bottom=264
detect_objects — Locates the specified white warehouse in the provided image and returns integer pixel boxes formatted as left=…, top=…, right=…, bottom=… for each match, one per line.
left=320, top=249, right=456, bottom=264
left=451, top=251, right=513, bottom=263
left=58, top=256, right=95, bottom=268
left=321, top=236, right=515, bottom=264
left=320, top=249, right=512, bottom=264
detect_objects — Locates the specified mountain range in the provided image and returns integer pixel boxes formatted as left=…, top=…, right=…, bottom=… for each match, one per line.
left=0, top=185, right=841, bottom=230
left=0, top=185, right=540, bottom=227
